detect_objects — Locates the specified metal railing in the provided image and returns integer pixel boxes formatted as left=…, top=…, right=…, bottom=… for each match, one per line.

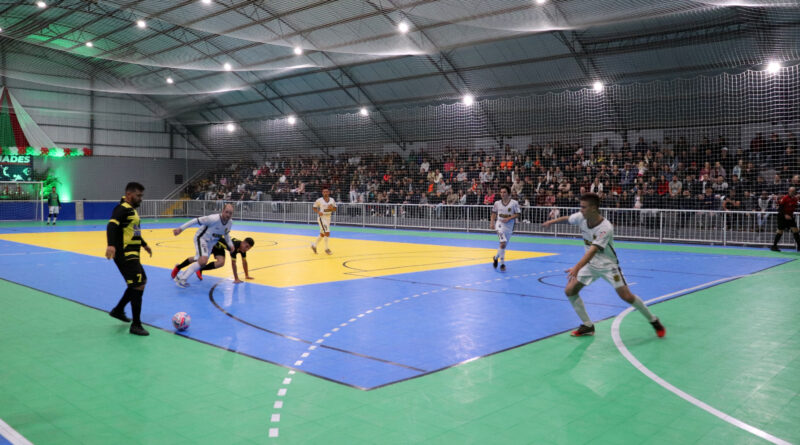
left=136, top=200, right=799, bottom=248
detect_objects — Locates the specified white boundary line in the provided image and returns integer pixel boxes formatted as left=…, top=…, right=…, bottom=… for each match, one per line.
left=0, top=418, right=33, bottom=445
left=611, top=277, right=792, bottom=445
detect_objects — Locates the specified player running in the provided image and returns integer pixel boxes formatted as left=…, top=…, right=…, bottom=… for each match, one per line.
left=172, top=203, right=235, bottom=287
left=490, top=185, right=521, bottom=271
left=171, top=237, right=254, bottom=283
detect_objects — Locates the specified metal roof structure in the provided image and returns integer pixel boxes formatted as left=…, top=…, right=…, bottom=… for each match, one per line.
left=1, top=0, right=799, bottom=145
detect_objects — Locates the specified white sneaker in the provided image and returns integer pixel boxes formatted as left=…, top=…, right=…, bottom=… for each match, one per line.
left=174, top=276, right=189, bottom=288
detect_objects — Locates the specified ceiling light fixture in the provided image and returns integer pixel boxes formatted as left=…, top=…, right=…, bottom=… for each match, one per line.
left=36, top=1, right=46, bottom=8
left=85, top=41, right=93, bottom=48
left=398, top=21, right=409, bottom=34
left=166, top=77, right=174, bottom=84
left=136, top=20, right=146, bottom=29
left=766, top=61, right=781, bottom=73
left=593, top=81, right=604, bottom=92
left=293, top=46, right=303, bottom=55
left=462, top=94, right=474, bottom=106
left=223, top=62, right=232, bottom=71
left=288, top=116, right=297, bottom=125
left=226, top=123, right=235, bottom=132
left=360, top=107, right=368, bottom=116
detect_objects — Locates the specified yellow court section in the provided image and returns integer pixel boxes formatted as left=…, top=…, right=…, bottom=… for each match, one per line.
left=0, top=229, right=555, bottom=287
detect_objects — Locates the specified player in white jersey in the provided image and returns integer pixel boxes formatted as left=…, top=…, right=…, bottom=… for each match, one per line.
left=543, top=193, right=666, bottom=337
left=171, top=203, right=235, bottom=287
left=311, top=186, right=337, bottom=255
left=490, top=185, right=521, bottom=271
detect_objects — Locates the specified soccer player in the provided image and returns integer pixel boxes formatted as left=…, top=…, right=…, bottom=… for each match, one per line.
left=770, top=186, right=800, bottom=252
left=311, top=186, right=337, bottom=255
left=172, top=203, right=235, bottom=287
left=542, top=193, right=666, bottom=337
left=105, top=182, right=152, bottom=336
left=171, top=237, right=254, bottom=284
left=46, top=186, right=61, bottom=225
left=490, top=185, right=521, bottom=271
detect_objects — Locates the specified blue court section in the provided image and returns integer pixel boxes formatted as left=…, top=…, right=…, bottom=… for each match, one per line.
left=0, top=221, right=789, bottom=389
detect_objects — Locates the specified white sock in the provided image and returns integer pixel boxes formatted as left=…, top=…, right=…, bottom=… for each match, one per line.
left=324, top=237, right=329, bottom=249
left=496, top=247, right=502, bottom=259
left=313, top=236, right=323, bottom=247
left=568, top=295, right=593, bottom=326
left=499, top=248, right=506, bottom=263
left=180, top=262, right=201, bottom=281
left=631, top=295, right=657, bottom=322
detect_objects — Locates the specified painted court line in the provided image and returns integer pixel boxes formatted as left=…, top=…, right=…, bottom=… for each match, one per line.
left=611, top=276, right=792, bottom=445
left=0, top=419, right=33, bottom=445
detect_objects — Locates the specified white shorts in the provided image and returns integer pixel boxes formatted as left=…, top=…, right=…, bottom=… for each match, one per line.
left=576, top=264, right=628, bottom=289
left=318, top=216, right=331, bottom=233
left=193, top=236, right=214, bottom=260
left=496, top=223, right=513, bottom=244
left=49, top=206, right=59, bottom=215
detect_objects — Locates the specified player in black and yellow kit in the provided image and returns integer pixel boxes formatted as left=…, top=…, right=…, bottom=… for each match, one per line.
left=105, top=182, right=152, bottom=336
left=171, top=237, right=254, bottom=284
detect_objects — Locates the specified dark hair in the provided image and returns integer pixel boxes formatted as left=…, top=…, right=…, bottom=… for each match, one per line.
left=580, top=192, right=601, bottom=208
left=125, top=182, right=145, bottom=192
left=500, top=185, right=510, bottom=193
left=322, top=185, right=330, bottom=190
left=244, top=237, right=255, bottom=246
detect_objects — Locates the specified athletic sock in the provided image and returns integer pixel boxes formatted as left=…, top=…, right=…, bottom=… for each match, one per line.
left=567, top=294, right=593, bottom=326
left=180, top=262, right=201, bottom=281
left=177, top=259, right=192, bottom=269
left=314, top=236, right=323, bottom=247
left=113, top=288, right=133, bottom=312
left=496, top=247, right=502, bottom=259
left=201, top=263, right=217, bottom=271
left=631, top=295, right=657, bottom=322
left=499, top=247, right=506, bottom=263
left=773, top=233, right=783, bottom=247
left=324, top=237, right=329, bottom=249
left=128, top=289, right=144, bottom=324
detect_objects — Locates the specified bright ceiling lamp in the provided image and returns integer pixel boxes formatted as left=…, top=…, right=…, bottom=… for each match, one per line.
left=223, top=62, right=232, bottom=71
left=136, top=20, right=146, bottom=29
left=462, top=94, right=474, bottom=106
left=226, top=123, right=235, bottom=132
left=593, top=81, right=604, bottom=92
left=166, top=77, right=174, bottom=84
left=398, top=21, right=410, bottom=34
left=201, top=0, right=212, bottom=4
left=288, top=116, right=297, bottom=125
left=535, top=0, right=548, bottom=4
left=359, top=107, right=368, bottom=116
left=766, top=61, right=781, bottom=73
left=85, top=41, right=93, bottom=48
left=293, top=46, right=303, bottom=55
left=36, top=1, right=46, bottom=8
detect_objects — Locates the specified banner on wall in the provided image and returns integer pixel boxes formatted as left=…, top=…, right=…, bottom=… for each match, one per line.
left=0, top=154, right=32, bottom=181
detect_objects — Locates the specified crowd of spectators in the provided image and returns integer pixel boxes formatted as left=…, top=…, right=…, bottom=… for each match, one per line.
left=186, top=132, right=800, bottom=220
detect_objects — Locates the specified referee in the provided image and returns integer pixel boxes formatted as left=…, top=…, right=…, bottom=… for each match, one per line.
left=105, top=182, right=152, bottom=336
left=770, top=186, right=800, bottom=252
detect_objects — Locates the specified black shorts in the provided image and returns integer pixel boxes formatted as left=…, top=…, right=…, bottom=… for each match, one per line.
left=114, top=257, right=147, bottom=287
left=210, top=243, right=227, bottom=257
left=777, top=214, right=798, bottom=231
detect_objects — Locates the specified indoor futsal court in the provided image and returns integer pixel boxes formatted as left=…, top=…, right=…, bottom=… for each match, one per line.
left=1, top=218, right=798, bottom=444
left=2, top=0, right=800, bottom=444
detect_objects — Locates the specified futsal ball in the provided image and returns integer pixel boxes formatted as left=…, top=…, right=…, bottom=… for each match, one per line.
left=172, top=312, right=191, bottom=331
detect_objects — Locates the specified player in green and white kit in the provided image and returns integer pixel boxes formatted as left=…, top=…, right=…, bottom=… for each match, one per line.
left=46, top=186, right=61, bottom=225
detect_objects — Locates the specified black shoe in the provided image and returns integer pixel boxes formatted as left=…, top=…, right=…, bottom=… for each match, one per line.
left=500, top=264, right=506, bottom=271
left=129, top=324, right=149, bottom=336
left=109, top=308, right=131, bottom=323
left=571, top=324, right=595, bottom=337
left=492, top=256, right=498, bottom=268
left=650, top=318, right=666, bottom=338
left=769, top=245, right=780, bottom=252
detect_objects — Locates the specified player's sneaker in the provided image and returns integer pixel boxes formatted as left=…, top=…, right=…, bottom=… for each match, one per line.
left=571, top=324, right=595, bottom=337
left=171, top=265, right=179, bottom=279
left=500, top=264, right=506, bottom=271
left=650, top=318, right=666, bottom=338
left=325, top=249, right=332, bottom=255
left=129, top=323, right=149, bottom=336
left=108, top=308, right=131, bottom=323
left=45, top=222, right=49, bottom=226
left=196, top=269, right=203, bottom=281
left=174, top=277, right=189, bottom=288
left=492, top=256, right=498, bottom=268
left=311, top=244, right=317, bottom=254
left=769, top=245, right=780, bottom=252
